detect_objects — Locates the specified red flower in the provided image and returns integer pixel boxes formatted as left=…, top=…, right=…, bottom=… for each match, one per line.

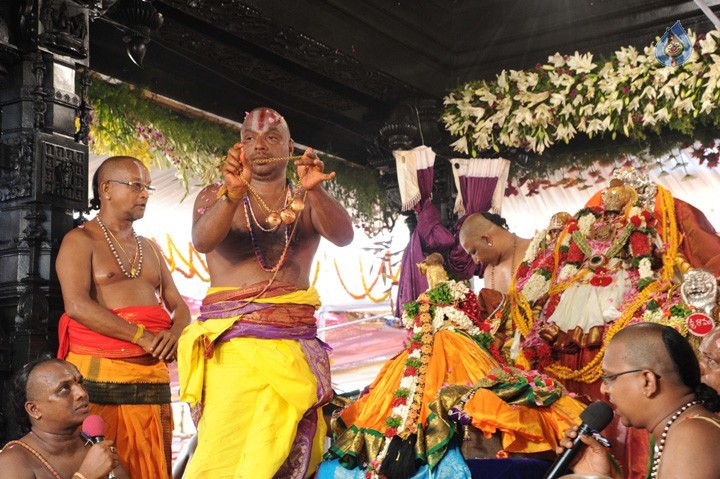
left=566, top=242, right=585, bottom=263
left=385, top=427, right=398, bottom=438
left=516, top=263, right=530, bottom=278
left=487, top=374, right=498, bottom=381
left=641, top=210, right=654, bottom=225
left=532, top=253, right=554, bottom=270
left=566, top=220, right=579, bottom=233
left=403, top=367, right=418, bottom=377
left=537, top=343, right=554, bottom=367
left=630, top=216, right=642, bottom=228
left=629, top=231, right=651, bottom=257
left=544, top=294, right=561, bottom=317
left=391, top=396, right=407, bottom=407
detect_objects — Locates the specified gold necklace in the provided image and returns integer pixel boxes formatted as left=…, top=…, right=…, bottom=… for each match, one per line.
left=239, top=175, right=305, bottom=228
left=96, top=217, right=143, bottom=278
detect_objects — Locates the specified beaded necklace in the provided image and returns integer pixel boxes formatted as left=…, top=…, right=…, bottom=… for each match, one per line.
left=96, top=217, right=143, bottom=278
left=242, top=195, right=291, bottom=273
left=650, top=399, right=700, bottom=479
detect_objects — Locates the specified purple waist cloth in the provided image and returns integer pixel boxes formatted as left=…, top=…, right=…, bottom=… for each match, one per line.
left=216, top=322, right=319, bottom=343
left=198, top=298, right=321, bottom=344
left=198, top=300, right=273, bottom=320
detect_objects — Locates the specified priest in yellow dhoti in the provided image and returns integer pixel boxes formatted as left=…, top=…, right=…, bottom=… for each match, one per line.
left=179, top=283, right=333, bottom=478
left=181, top=106, right=355, bottom=478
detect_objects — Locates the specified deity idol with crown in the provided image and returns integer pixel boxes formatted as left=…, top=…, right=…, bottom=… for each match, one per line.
left=508, top=169, right=694, bottom=391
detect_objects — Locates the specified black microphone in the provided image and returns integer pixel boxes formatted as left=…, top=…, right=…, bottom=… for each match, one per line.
left=542, top=401, right=615, bottom=479
left=82, top=414, right=116, bottom=479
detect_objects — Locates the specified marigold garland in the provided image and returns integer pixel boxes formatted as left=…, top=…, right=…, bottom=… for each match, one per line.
left=153, top=235, right=210, bottom=282
left=333, top=256, right=397, bottom=303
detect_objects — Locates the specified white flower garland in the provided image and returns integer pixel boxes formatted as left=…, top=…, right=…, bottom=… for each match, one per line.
left=638, top=257, right=653, bottom=279
left=558, top=264, right=580, bottom=281
left=443, top=29, right=720, bottom=156
left=523, top=229, right=546, bottom=263
left=578, top=213, right=595, bottom=236
left=522, top=273, right=551, bottom=303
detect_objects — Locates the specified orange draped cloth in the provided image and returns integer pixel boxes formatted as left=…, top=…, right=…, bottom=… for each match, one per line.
left=59, top=305, right=174, bottom=479
left=67, top=352, right=173, bottom=479
left=57, top=305, right=172, bottom=359
left=329, top=330, right=499, bottom=467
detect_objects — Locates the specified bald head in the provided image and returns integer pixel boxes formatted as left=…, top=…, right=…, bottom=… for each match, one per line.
left=458, top=213, right=496, bottom=243
left=611, top=323, right=700, bottom=390
left=242, top=107, right=291, bottom=141
left=96, top=156, right=146, bottom=185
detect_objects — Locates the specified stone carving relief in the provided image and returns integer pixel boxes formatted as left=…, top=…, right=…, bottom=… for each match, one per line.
left=39, top=0, right=88, bottom=58
left=0, top=136, right=34, bottom=202
left=41, top=140, right=86, bottom=202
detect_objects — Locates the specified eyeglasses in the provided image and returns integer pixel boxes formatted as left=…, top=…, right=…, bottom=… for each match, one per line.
left=106, top=180, right=156, bottom=195
left=600, top=368, right=661, bottom=385
left=701, top=352, right=720, bottom=369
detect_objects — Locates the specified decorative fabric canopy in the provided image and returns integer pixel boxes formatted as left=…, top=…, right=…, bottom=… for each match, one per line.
left=394, top=145, right=437, bottom=211
left=394, top=147, right=455, bottom=316
left=447, top=158, right=511, bottom=280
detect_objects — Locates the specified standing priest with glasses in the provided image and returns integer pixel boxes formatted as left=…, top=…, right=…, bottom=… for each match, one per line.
left=56, top=155, right=190, bottom=479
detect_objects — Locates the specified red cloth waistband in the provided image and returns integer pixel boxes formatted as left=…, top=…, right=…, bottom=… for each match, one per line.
left=58, top=305, right=172, bottom=359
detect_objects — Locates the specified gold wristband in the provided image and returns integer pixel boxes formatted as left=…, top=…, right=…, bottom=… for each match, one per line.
left=73, top=473, right=89, bottom=479
left=216, top=184, right=243, bottom=201
left=131, top=324, right=145, bottom=344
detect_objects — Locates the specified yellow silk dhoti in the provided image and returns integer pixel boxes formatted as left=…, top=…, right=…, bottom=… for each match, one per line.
left=67, top=352, right=172, bottom=479
left=179, top=285, right=328, bottom=479
left=184, top=338, right=325, bottom=478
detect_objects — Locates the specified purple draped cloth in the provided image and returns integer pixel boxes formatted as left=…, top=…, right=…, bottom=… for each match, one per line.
left=447, top=176, right=500, bottom=280
left=394, top=197, right=455, bottom=316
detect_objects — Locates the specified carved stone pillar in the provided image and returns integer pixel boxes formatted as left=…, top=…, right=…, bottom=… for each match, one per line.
left=0, top=0, right=89, bottom=442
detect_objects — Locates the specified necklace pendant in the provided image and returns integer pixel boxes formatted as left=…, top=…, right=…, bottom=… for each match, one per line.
left=267, top=211, right=282, bottom=228
left=130, top=267, right=136, bottom=276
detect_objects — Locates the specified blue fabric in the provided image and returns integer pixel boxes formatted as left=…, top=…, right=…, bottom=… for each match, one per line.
left=466, top=458, right=552, bottom=479
left=317, top=444, right=471, bottom=479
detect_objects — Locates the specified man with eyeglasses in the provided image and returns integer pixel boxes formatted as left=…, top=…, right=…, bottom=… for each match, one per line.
left=557, top=323, right=720, bottom=479
left=55, top=156, right=190, bottom=479
left=700, top=326, right=720, bottom=395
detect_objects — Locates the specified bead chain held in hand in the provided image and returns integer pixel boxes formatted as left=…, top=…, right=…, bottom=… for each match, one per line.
left=215, top=154, right=307, bottom=201
left=96, top=217, right=143, bottom=279
left=650, top=399, right=700, bottom=479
